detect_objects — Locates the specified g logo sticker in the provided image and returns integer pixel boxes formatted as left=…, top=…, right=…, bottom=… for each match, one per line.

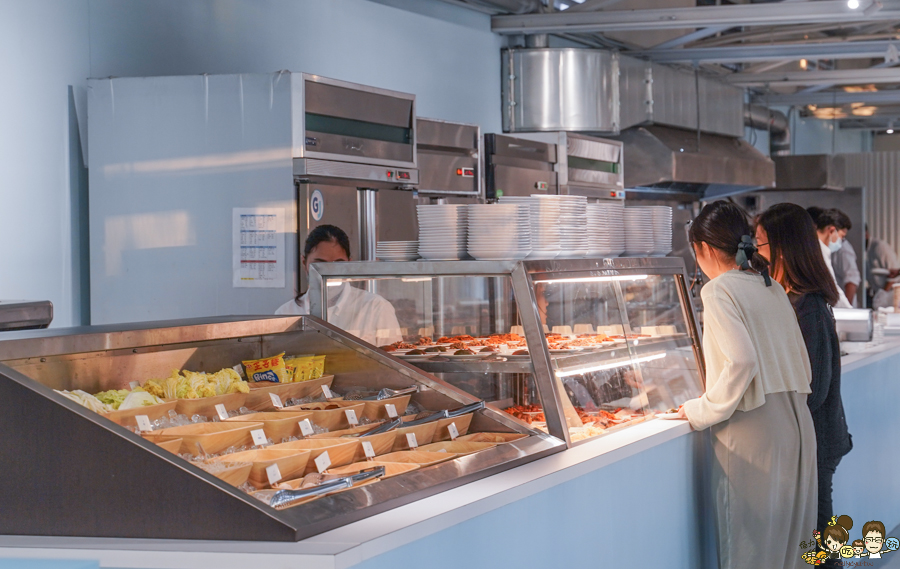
left=310, top=189, right=324, bottom=222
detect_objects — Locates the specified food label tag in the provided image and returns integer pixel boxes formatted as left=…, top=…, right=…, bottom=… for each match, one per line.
left=266, top=463, right=283, bottom=486
left=269, top=393, right=284, bottom=409
left=345, top=409, right=359, bottom=426
left=362, top=441, right=376, bottom=459
left=315, top=450, right=332, bottom=473
left=128, top=381, right=140, bottom=390
left=406, top=432, right=418, bottom=449
left=322, top=385, right=334, bottom=399
left=448, top=422, right=460, bottom=440
left=233, top=364, right=245, bottom=378
left=299, top=419, right=314, bottom=437
left=135, top=415, right=152, bottom=432
left=215, top=404, right=229, bottom=421
left=250, top=428, right=268, bottom=447
left=385, top=404, right=398, bottom=418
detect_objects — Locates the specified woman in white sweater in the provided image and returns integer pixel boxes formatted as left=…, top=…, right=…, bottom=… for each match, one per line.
left=669, top=201, right=818, bottom=569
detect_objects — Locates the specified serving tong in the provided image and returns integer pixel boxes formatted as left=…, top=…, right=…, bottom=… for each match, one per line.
left=342, top=385, right=418, bottom=401
left=256, top=466, right=386, bottom=510
left=365, top=401, right=487, bottom=429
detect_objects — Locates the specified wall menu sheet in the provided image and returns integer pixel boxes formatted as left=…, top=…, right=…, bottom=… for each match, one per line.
left=232, top=208, right=285, bottom=288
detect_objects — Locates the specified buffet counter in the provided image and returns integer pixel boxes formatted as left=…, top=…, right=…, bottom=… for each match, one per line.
left=2, top=329, right=898, bottom=569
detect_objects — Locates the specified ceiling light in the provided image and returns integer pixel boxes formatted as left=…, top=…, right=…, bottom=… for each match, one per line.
left=848, top=0, right=860, bottom=9
left=800, top=59, right=808, bottom=70
left=887, top=120, right=895, bottom=134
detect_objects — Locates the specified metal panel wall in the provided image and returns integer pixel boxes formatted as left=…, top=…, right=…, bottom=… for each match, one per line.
left=845, top=152, right=900, bottom=258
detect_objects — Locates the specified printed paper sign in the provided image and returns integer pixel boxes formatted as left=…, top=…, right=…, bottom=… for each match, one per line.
left=345, top=409, right=359, bottom=426
left=385, top=404, right=398, bottom=419
left=299, top=419, right=314, bottom=437
left=448, top=422, right=460, bottom=440
left=266, top=463, right=283, bottom=486
left=406, top=432, right=418, bottom=449
left=232, top=208, right=285, bottom=288
left=362, top=441, right=376, bottom=459
left=251, top=429, right=268, bottom=447
left=269, top=393, right=284, bottom=409
left=135, top=415, right=152, bottom=432
left=322, top=385, right=334, bottom=399
left=215, top=404, right=229, bottom=421
left=128, top=381, right=140, bottom=390
left=315, top=451, right=332, bottom=473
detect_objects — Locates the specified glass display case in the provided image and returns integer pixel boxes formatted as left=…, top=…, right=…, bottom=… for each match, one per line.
left=309, top=257, right=705, bottom=446
left=0, top=316, right=561, bottom=541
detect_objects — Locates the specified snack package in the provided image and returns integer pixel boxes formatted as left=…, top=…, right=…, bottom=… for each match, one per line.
left=284, top=356, right=315, bottom=382
left=242, top=353, right=288, bottom=384
left=311, top=355, right=326, bottom=379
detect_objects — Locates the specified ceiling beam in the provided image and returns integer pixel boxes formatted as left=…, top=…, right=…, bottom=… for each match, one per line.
left=491, top=0, right=900, bottom=34
left=725, top=66, right=900, bottom=87
left=751, top=90, right=900, bottom=105
left=632, top=39, right=900, bottom=64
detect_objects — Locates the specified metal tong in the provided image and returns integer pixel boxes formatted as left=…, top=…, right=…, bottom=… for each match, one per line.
left=401, top=401, right=487, bottom=426
left=261, top=466, right=386, bottom=510
left=365, top=385, right=418, bottom=401
left=358, top=417, right=403, bottom=436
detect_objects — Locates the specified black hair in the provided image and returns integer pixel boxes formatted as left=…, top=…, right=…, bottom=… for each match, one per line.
left=689, top=201, right=769, bottom=284
left=834, top=210, right=852, bottom=231
left=808, top=207, right=843, bottom=232
left=756, top=203, right=840, bottom=306
left=304, top=224, right=351, bottom=260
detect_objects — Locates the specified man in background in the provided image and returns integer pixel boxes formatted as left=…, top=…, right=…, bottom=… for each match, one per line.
left=807, top=207, right=853, bottom=308
left=866, top=224, right=900, bottom=308
left=831, top=210, right=861, bottom=307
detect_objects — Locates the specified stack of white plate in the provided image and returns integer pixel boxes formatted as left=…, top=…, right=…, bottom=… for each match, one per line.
left=498, top=196, right=557, bottom=258
left=545, top=195, right=589, bottom=258
left=466, top=203, right=532, bottom=260
left=376, top=241, right=419, bottom=261
left=648, top=206, right=673, bottom=256
left=417, top=204, right=467, bottom=260
left=586, top=202, right=625, bottom=256
left=623, top=206, right=656, bottom=257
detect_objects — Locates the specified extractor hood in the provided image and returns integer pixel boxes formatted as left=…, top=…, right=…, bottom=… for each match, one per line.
left=611, top=125, right=776, bottom=201
left=772, top=154, right=847, bottom=191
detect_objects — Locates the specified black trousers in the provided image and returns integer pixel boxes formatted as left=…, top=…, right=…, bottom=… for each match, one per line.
left=818, top=454, right=844, bottom=569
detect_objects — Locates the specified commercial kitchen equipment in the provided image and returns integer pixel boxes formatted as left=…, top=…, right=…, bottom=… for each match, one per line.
left=484, top=133, right=558, bottom=199
left=0, top=300, right=53, bottom=331
left=87, top=72, right=420, bottom=325
left=415, top=118, right=482, bottom=200
left=308, top=257, right=705, bottom=446
left=0, top=315, right=560, bottom=541
left=834, top=308, right=874, bottom=342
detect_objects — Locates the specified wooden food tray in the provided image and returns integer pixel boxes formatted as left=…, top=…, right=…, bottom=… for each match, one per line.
left=225, top=411, right=313, bottom=443
left=210, top=449, right=312, bottom=489
left=310, top=425, right=395, bottom=461
left=171, top=392, right=248, bottom=420
left=279, top=402, right=365, bottom=432
left=245, top=375, right=334, bottom=411
left=154, top=438, right=183, bottom=454
left=327, top=460, right=420, bottom=479
left=268, top=438, right=360, bottom=475
left=432, top=413, right=473, bottom=442
left=377, top=450, right=458, bottom=467
left=142, top=421, right=264, bottom=456
left=103, top=400, right=178, bottom=429
left=207, top=462, right=252, bottom=487
left=417, top=441, right=497, bottom=456
left=456, top=432, right=528, bottom=444
left=330, top=395, right=412, bottom=422
left=392, top=422, right=439, bottom=452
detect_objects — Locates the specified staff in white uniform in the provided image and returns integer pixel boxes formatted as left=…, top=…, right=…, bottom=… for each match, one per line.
left=276, top=225, right=402, bottom=346
left=831, top=210, right=861, bottom=307
left=807, top=208, right=853, bottom=308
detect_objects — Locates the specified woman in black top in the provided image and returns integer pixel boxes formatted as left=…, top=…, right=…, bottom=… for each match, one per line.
left=755, top=203, right=852, bottom=560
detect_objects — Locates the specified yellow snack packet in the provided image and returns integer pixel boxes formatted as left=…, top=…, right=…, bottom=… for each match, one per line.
left=311, top=355, right=326, bottom=379
left=285, top=356, right=315, bottom=382
left=242, top=353, right=287, bottom=384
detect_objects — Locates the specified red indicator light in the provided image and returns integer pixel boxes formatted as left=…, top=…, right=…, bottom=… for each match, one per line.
left=463, top=168, right=475, bottom=177
left=456, top=168, right=463, bottom=176
left=386, top=171, right=393, bottom=178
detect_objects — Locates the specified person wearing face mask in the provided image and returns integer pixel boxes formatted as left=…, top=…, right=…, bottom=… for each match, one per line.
left=807, top=208, right=853, bottom=309
left=664, top=201, right=817, bottom=569
left=830, top=210, right=861, bottom=308
left=276, top=224, right=402, bottom=346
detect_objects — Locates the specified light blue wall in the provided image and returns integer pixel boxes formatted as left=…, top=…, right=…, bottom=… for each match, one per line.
left=0, top=1, right=91, bottom=327
left=0, top=0, right=501, bottom=327
left=744, top=106, right=873, bottom=157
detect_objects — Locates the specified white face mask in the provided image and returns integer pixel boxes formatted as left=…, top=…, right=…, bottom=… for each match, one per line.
left=829, top=236, right=843, bottom=253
